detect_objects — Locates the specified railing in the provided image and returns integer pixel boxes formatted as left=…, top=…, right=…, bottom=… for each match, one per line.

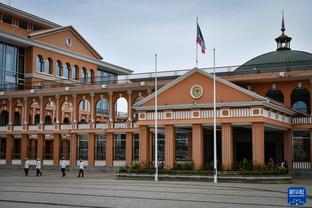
left=96, top=123, right=108, bottom=129
left=113, top=160, right=126, bottom=167
left=293, top=162, right=311, bottom=169
left=78, top=123, right=90, bottom=129
left=113, top=123, right=128, bottom=128
left=44, top=125, right=54, bottom=130
left=292, top=117, right=312, bottom=125
left=13, top=125, right=23, bottom=131
left=28, top=125, right=40, bottom=131
left=115, top=112, right=128, bottom=118
left=60, top=124, right=72, bottom=130
left=0, top=126, right=8, bottom=131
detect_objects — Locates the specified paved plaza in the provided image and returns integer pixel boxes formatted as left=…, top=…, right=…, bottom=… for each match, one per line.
left=0, top=170, right=311, bottom=208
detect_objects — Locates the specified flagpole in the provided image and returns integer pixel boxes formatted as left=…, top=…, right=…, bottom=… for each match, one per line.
left=213, top=48, right=217, bottom=184
left=154, top=53, right=158, bottom=182
left=196, top=17, right=198, bottom=67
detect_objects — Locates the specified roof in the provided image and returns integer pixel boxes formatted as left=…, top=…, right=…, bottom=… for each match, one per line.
left=235, top=50, right=312, bottom=72
left=0, top=3, right=60, bottom=28
left=27, top=26, right=103, bottom=60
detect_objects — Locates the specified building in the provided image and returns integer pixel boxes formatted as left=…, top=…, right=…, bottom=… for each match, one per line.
left=0, top=3, right=311, bottom=171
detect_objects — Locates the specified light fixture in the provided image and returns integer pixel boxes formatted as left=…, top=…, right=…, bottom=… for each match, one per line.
left=279, top=72, right=285, bottom=78
left=101, top=84, right=107, bottom=89
left=140, top=81, right=145, bottom=87
left=0, top=91, right=5, bottom=96
left=64, top=87, right=70, bottom=92
left=30, top=89, right=35, bottom=94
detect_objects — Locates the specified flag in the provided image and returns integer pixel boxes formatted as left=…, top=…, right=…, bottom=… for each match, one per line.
left=196, top=23, right=206, bottom=54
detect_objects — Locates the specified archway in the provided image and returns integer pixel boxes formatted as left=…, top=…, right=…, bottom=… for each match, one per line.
left=0, top=110, right=9, bottom=126
left=115, top=97, right=128, bottom=121
left=14, top=111, right=21, bottom=125
left=291, top=88, right=310, bottom=114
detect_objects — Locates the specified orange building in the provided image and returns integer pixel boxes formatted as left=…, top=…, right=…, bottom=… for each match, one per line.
left=0, top=3, right=311, bottom=172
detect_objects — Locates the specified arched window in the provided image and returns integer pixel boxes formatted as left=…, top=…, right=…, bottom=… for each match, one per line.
left=291, top=88, right=310, bottom=114
left=89, top=69, right=94, bottom=84
left=73, top=65, right=79, bottom=80
left=35, top=55, right=43, bottom=72
left=63, top=117, right=70, bottom=124
left=45, top=115, right=52, bottom=125
left=266, top=89, right=284, bottom=103
left=81, top=67, right=87, bottom=83
left=64, top=63, right=71, bottom=79
left=44, top=57, right=52, bottom=74
left=96, top=98, right=109, bottom=114
left=34, top=114, right=40, bottom=125
left=56, top=60, right=62, bottom=76
left=115, top=97, right=128, bottom=119
left=14, top=111, right=21, bottom=125
left=0, top=110, right=9, bottom=126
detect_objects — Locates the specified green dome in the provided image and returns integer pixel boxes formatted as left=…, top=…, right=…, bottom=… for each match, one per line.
left=235, top=50, right=312, bottom=72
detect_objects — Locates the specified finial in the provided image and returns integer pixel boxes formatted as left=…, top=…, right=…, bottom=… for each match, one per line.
left=281, top=10, right=285, bottom=33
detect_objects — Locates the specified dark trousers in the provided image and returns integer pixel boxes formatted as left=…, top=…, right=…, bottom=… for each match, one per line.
left=36, top=168, right=42, bottom=176
left=61, top=168, right=66, bottom=177
left=78, top=169, right=84, bottom=177
left=24, top=168, right=29, bottom=176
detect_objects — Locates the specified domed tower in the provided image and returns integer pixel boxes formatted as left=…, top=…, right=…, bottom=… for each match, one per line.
left=235, top=14, right=312, bottom=72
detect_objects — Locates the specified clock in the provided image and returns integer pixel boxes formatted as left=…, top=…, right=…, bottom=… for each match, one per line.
left=190, top=85, right=203, bottom=99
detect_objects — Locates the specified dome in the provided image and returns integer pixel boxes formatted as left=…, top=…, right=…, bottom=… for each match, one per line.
left=235, top=50, right=312, bottom=72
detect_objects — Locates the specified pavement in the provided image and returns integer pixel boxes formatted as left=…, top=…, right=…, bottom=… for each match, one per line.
left=0, top=169, right=311, bottom=208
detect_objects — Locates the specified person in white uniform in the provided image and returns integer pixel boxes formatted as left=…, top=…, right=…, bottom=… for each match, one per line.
left=24, top=158, right=30, bottom=176
left=78, top=159, right=84, bottom=177
left=36, top=158, right=42, bottom=176
left=61, top=157, right=67, bottom=177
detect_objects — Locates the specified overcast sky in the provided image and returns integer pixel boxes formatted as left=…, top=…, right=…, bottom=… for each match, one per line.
left=2, top=0, right=312, bottom=73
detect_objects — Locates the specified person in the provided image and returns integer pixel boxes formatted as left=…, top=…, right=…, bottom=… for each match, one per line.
left=36, top=158, right=42, bottom=176
left=78, top=160, right=84, bottom=177
left=61, top=157, right=67, bottom=177
left=24, top=158, right=30, bottom=176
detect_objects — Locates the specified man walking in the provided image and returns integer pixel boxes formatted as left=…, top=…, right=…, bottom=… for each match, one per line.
left=36, top=158, right=42, bottom=176
left=78, top=159, right=84, bottom=177
left=61, top=157, right=67, bottom=177
left=24, top=158, right=30, bottom=176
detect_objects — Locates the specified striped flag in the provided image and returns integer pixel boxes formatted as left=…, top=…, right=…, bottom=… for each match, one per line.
left=196, top=23, right=206, bottom=54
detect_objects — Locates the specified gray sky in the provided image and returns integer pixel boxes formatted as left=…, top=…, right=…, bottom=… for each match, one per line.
left=3, top=0, right=312, bottom=73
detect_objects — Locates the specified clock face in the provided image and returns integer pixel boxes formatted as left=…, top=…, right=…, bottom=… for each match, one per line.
left=190, top=85, right=203, bottom=99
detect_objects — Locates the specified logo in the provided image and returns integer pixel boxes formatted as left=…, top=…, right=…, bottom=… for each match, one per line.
left=288, top=186, right=306, bottom=206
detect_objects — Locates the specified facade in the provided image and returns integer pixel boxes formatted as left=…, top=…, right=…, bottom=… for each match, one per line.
left=0, top=3, right=311, bottom=171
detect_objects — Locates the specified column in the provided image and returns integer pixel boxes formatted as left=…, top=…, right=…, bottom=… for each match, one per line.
left=139, top=125, right=151, bottom=167
left=37, top=134, right=45, bottom=160
left=165, top=125, right=176, bottom=169
left=90, top=92, right=95, bottom=124
left=6, top=135, right=13, bottom=165
left=126, top=132, right=133, bottom=166
left=21, top=134, right=29, bottom=165
left=252, top=122, right=265, bottom=166
left=23, top=97, right=28, bottom=125
left=187, top=133, right=192, bottom=160
left=283, top=129, right=292, bottom=169
left=88, top=133, right=95, bottom=166
left=127, top=90, right=132, bottom=121
left=8, top=98, right=13, bottom=126
left=108, top=91, right=113, bottom=122
left=39, top=96, right=44, bottom=125
left=192, top=124, right=203, bottom=170
left=72, top=94, right=77, bottom=124
left=106, top=132, right=114, bottom=166
left=55, top=95, right=60, bottom=124
left=221, top=123, right=233, bottom=170
left=70, top=133, right=77, bottom=166
left=53, top=134, right=61, bottom=165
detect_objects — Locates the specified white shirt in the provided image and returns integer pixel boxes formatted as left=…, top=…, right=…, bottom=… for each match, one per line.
left=61, top=160, right=67, bottom=168
left=79, top=161, right=84, bottom=170
left=36, top=160, right=41, bottom=169
left=24, top=160, right=30, bottom=169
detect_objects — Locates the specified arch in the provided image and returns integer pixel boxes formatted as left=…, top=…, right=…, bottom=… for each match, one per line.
left=79, top=99, right=90, bottom=112
left=96, top=98, right=109, bottom=115
left=0, top=110, right=9, bottom=126
left=45, top=115, right=52, bottom=125
left=64, top=63, right=71, bottom=79
left=89, top=69, right=95, bottom=84
left=35, top=55, right=43, bottom=72
left=115, top=97, right=128, bottom=119
left=44, top=57, right=53, bottom=74
left=291, top=87, right=310, bottom=114
left=266, top=89, right=284, bottom=103
left=80, top=119, right=86, bottom=123
left=56, top=60, right=62, bottom=76
left=14, top=111, right=21, bottom=125
left=81, top=67, right=87, bottom=83
left=34, top=114, right=40, bottom=125
left=73, top=65, right=79, bottom=80
left=63, top=117, right=70, bottom=124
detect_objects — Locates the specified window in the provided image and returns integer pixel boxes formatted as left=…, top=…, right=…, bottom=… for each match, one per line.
left=18, top=19, right=28, bottom=29
left=291, top=88, right=310, bottom=114
left=13, top=112, right=21, bottom=125
left=0, top=138, right=6, bottom=159
left=77, top=135, right=88, bottom=160
left=176, top=133, right=190, bottom=161
left=2, top=14, right=12, bottom=24
left=5, top=45, right=16, bottom=73
left=266, top=89, right=284, bottom=103
left=73, top=65, right=79, bottom=80
left=96, top=69, right=117, bottom=84
left=44, top=140, right=53, bottom=159
left=44, top=58, right=52, bottom=74
left=0, top=110, right=9, bottom=126
left=64, top=63, right=71, bottom=79
left=132, top=134, right=139, bottom=161
left=152, top=133, right=165, bottom=161
left=34, top=114, right=40, bottom=125
left=292, top=101, right=308, bottom=114
left=35, top=55, right=43, bottom=72
left=45, top=115, right=52, bottom=125
left=81, top=67, right=87, bottom=83
left=293, top=130, right=311, bottom=162
left=56, top=60, right=62, bottom=76
left=96, top=99, right=109, bottom=114
left=95, top=134, right=106, bottom=160
left=60, top=139, right=70, bottom=160
left=114, top=134, right=126, bottom=160
left=13, top=138, right=21, bottom=159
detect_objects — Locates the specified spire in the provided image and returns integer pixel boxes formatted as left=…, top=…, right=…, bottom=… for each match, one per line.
left=281, top=11, right=285, bottom=33
left=275, top=11, right=292, bottom=51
